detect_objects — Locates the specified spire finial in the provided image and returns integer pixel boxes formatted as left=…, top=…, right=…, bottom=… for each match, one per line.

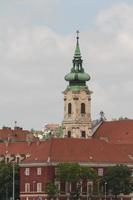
left=74, top=30, right=81, bottom=57
left=76, top=30, right=79, bottom=40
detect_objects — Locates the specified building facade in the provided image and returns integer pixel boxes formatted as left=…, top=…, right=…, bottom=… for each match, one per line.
left=19, top=138, right=133, bottom=200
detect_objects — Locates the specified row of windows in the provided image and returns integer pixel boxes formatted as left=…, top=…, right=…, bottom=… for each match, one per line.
left=55, top=167, right=103, bottom=177
left=56, top=181, right=93, bottom=195
left=67, top=131, right=86, bottom=138
left=25, top=167, right=42, bottom=176
left=25, top=182, right=42, bottom=192
left=25, top=167, right=103, bottom=177
left=68, top=103, right=86, bottom=114
left=25, top=181, right=93, bottom=195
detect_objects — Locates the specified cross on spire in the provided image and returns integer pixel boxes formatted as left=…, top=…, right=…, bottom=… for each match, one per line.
left=76, top=30, right=79, bottom=39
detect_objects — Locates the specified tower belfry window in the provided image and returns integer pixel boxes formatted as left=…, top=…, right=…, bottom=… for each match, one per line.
left=81, top=103, right=85, bottom=114
left=68, top=103, right=72, bottom=114
left=81, top=131, right=86, bottom=138
left=68, top=131, right=71, bottom=138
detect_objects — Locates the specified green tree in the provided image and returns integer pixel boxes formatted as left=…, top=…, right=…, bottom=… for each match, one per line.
left=45, top=182, right=58, bottom=199
left=57, top=163, right=97, bottom=199
left=80, top=166, right=97, bottom=180
left=55, top=125, right=63, bottom=138
left=57, top=163, right=81, bottom=183
left=0, top=162, right=19, bottom=200
left=103, top=165, right=133, bottom=198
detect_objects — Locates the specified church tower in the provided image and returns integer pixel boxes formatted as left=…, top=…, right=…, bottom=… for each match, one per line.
left=63, top=31, right=92, bottom=138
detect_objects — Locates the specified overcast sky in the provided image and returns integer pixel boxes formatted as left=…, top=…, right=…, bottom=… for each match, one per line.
left=0, top=0, right=133, bottom=130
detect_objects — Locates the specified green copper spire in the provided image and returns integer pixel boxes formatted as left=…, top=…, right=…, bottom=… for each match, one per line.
left=74, top=30, right=81, bottom=58
left=65, top=31, right=91, bottom=92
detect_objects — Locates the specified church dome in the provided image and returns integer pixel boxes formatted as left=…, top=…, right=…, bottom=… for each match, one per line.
left=65, top=72, right=90, bottom=82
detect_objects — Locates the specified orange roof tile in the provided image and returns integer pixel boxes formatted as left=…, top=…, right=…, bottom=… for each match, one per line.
left=0, top=128, right=35, bottom=141
left=49, top=138, right=132, bottom=164
left=93, top=120, right=133, bottom=144
left=0, top=138, right=133, bottom=165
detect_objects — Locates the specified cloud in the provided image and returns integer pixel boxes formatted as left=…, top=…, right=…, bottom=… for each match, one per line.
left=82, top=3, right=133, bottom=120
left=0, top=2, right=133, bottom=129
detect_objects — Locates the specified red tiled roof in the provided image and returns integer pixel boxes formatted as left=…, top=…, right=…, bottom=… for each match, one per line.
left=49, top=138, right=132, bottom=164
left=0, top=129, right=34, bottom=141
left=1, top=138, right=133, bottom=165
left=93, top=120, right=133, bottom=144
left=1, top=140, right=51, bottom=163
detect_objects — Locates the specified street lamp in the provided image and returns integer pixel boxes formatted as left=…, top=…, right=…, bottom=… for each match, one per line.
left=104, top=182, right=107, bottom=200
left=12, top=162, right=15, bottom=200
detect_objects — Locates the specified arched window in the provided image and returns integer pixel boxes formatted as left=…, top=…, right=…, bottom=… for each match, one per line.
left=25, top=183, right=30, bottom=192
left=68, top=131, right=71, bottom=138
left=81, top=103, right=85, bottom=114
left=87, top=182, right=93, bottom=195
left=37, top=183, right=42, bottom=192
left=68, top=103, right=72, bottom=114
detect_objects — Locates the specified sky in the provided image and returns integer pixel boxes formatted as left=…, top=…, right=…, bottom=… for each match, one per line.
left=0, top=0, right=133, bottom=130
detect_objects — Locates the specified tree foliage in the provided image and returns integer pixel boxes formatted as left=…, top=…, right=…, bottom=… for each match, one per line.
left=45, top=182, right=58, bottom=198
left=56, top=163, right=97, bottom=199
left=103, top=165, right=133, bottom=196
left=0, top=161, right=19, bottom=200
left=57, top=163, right=81, bottom=183
left=80, top=166, right=97, bottom=180
left=57, top=163, right=97, bottom=183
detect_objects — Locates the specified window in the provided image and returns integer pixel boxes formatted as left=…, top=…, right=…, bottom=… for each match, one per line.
left=71, top=182, right=76, bottom=193
left=87, top=182, right=93, bottom=195
left=37, top=167, right=42, bottom=175
left=131, top=169, right=133, bottom=176
left=81, top=131, right=86, bottom=138
left=55, top=167, right=59, bottom=176
left=98, top=168, right=103, bottom=176
left=55, top=181, right=60, bottom=193
left=82, top=180, right=87, bottom=195
left=25, top=183, right=30, bottom=192
left=81, top=103, right=85, bottom=114
left=16, top=156, right=20, bottom=163
left=60, top=181, right=66, bottom=194
left=6, top=157, right=9, bottom=163
left=65, top=182, right=72, bottom=194
left=68, top=103, right=72, bottom=114
left=37, top=183, right=42, bottom=192
left=25, top=168, right=30, bottom=176
left=68, top=131, right=71, bottom=138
